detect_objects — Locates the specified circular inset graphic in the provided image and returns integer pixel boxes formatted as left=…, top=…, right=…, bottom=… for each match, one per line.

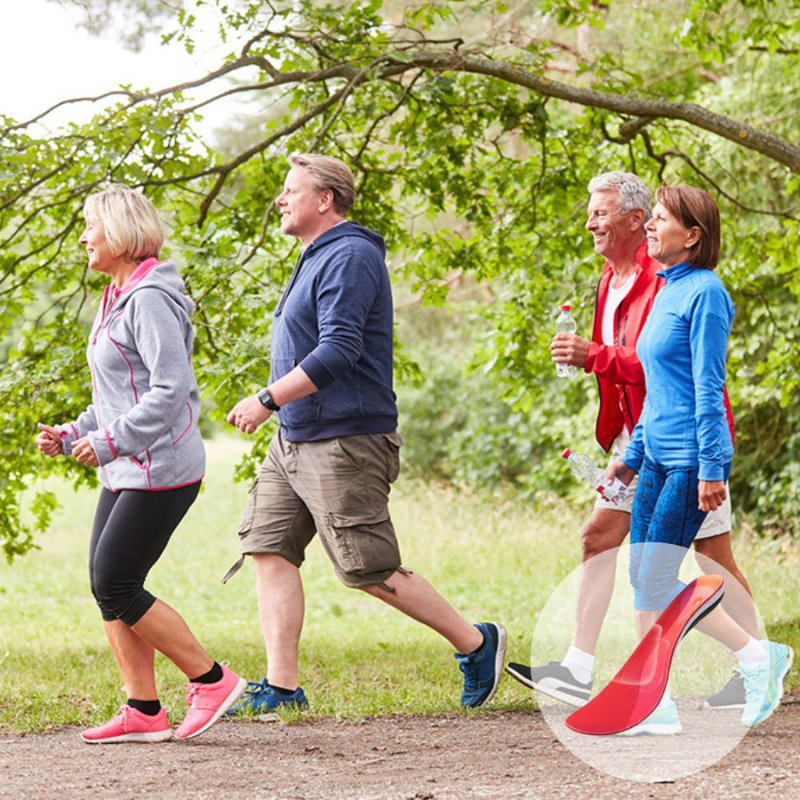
left=531, top=543, right=765, bottom=782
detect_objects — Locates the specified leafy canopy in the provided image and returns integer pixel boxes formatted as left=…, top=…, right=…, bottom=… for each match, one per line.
left=2, top=0, right=799, bottom=559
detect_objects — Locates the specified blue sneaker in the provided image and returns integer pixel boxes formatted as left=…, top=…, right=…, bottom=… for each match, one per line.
left=454, top=622, right=506, bottom=708
left=619, top=699, right=682, bottom=736
left=226, top=678, right=309, bottom=716
left=740, top=641, right=793, bottom=727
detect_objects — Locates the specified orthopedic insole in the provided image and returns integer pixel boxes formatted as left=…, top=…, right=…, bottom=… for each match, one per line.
left=566, top=574, right=724, bottom=735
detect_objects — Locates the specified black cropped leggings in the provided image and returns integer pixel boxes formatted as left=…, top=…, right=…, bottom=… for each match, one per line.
left=89, top=483, right=200, bottom=626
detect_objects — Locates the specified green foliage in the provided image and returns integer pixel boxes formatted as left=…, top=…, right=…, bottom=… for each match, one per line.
left=2, top=0, right=800, bottom=559
left=395, top=293, right=599, bottom=501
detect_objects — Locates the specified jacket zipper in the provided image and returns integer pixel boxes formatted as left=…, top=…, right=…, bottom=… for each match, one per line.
left=275, top=249, right=307, bottom=317
left=618, top=310, right=634, bottom=429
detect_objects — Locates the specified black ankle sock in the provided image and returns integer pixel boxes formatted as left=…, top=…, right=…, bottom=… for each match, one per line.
left=270, top=684, right=298, bottom=696
left=191, top=661, right=223, bottom=684
left=128, top=698, right=161, bottom=716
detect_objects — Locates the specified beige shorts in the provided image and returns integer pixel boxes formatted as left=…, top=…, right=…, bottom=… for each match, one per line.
left=235, top=429, right=404, bottom=588
left=595, top=431, right=732, bottom=539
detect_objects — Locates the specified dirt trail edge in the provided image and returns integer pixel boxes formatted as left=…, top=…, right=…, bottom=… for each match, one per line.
left=2, top=706, right=799, bottom=799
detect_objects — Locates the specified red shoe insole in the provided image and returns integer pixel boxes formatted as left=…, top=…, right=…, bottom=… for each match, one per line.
left=566, top=574, right=724, bottom=736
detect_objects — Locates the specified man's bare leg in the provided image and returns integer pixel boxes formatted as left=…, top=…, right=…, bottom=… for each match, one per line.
left=254, top=553, right=305, bottom=690
left=362, top=570, right=482, bottom=654
left=571, top=509, right=631, bottom=654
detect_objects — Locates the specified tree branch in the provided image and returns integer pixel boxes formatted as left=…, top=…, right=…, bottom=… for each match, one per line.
left=388, top=52, right=800, bottom=174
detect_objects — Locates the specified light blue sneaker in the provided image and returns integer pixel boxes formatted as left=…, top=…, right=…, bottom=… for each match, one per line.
left=619, top=699, right=682, bottom=736
left=226, top=678, right=309, bottom=717
left=454, top=622, right=506, bottom=708
left=740, top=641, right=793, bottom=727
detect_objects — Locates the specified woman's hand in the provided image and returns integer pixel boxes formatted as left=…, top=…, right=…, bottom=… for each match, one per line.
left=36, top=423, right=63, bottom=457
left=606, top=459, right=636, bottom=486
left=72, top=437, right=99, bottom=467
left=698, top=480, right=726, bottom=512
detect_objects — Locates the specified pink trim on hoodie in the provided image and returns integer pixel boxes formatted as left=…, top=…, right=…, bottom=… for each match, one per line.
left=119, top=257, right=161, bottom=294
left=145, top=478, right=202, bottom=491
left=129, top=451, right=153, bottom=489
left=107, top=310, right=139, bottom=404
left=104, top=430, right=118, bottom=460
left=172, top=403, right=193, bottom=445
left=105, top=477, right=203, bottom=494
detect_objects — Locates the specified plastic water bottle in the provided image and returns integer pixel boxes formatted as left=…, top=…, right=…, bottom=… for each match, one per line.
left=555, top=304, right=577, bottom=378
left=562, top=448, right=628, bottom=505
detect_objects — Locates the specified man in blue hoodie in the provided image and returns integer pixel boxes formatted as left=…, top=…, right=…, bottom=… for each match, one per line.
left=226, top=153, right=504, bottom=713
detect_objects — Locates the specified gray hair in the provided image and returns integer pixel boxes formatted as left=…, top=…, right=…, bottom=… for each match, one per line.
left=588, top=171, right=652, bottom=220
left=289, top=153, right=356, bottom=214
left=83, top=185, right=163, bottom=261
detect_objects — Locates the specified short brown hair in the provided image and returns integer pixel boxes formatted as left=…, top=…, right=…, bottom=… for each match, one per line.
left=84, top=185, right=164, bottom=261
left=288, top=153, right=355, bottom=214
left=655, top=185, right=720, bottom=270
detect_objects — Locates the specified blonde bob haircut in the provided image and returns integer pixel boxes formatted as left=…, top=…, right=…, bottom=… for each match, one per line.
left=288, top=153, right=355, bottom=214
left=83, top=185, right=164, bottom=262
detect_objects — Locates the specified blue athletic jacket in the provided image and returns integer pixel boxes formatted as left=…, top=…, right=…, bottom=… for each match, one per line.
left=622, top=261, right=735, bottom=481
left=271, top=221, right=398, bottom=441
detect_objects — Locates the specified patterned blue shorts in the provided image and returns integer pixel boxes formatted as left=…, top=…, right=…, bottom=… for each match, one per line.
left=629, top=456, right=732, bottom=610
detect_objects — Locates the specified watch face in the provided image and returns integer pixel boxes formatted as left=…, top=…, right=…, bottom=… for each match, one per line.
left=259, top=389, right=279, bottom=410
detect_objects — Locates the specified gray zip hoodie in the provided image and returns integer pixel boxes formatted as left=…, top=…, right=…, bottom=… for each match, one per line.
left=57, top=258, right=205, bottom=491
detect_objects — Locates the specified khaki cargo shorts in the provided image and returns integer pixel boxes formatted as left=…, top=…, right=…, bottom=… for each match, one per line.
left=595, top=430, right=732, bottom=538
left=225, top=429, right=404, bottom=589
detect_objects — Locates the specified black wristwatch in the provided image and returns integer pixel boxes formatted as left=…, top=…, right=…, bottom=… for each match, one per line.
left=257, top=387, right=281, bottom=412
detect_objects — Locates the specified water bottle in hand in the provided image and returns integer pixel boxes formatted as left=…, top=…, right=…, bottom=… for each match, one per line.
left=562, top=448, right=628, bottom=505
left=555, top=304, right=577, bottom=378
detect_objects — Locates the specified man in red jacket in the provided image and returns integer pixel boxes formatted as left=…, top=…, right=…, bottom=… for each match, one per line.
left=506, top=172, right=758, bottom=717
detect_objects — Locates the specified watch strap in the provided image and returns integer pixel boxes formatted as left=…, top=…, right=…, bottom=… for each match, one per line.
left=258, top=387, right=281, bottom=411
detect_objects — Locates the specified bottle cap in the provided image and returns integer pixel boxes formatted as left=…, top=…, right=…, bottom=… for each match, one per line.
left=560, top=304, right=571, bottom=311
left=561, top=448, right=572, bottom=459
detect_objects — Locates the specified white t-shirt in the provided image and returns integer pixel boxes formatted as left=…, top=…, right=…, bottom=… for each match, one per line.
left=601, top=272, right=636, bottom=346
left=601, top=271, right=636, bottom=435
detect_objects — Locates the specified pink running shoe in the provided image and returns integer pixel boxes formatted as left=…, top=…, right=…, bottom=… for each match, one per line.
left=81, top=705, right=172, bottom=744
left=175, top=664, right=247, bottom=740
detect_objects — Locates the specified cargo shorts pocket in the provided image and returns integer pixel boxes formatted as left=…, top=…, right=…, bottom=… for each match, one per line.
left=237, top=479, right=259, bottom=537
left=326, top=505, right=401, bottom=576
left=381, top=432, right=403, bottom=484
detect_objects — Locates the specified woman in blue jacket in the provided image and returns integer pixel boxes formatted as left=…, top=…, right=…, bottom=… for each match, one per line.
left=608, top=186, right=791, bottom=732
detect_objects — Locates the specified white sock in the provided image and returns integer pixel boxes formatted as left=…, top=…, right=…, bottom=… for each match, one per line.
left=735, top=637, right=769, bottom=665
left=562, top=646, right=594, bottom=684
left=658, top=684, right=672, bottom=708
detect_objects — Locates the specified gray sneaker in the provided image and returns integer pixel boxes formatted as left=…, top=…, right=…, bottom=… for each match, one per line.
left=704, top=671, right=746, bottom=710
left=505, top=661, right=591, bottom=707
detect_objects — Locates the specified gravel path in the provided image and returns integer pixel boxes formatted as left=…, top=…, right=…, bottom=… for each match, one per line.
left=2, top=704, right=799, bottom=799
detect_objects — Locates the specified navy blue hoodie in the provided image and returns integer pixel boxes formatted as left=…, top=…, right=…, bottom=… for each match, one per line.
left=270, top=221, right=398, bottom=441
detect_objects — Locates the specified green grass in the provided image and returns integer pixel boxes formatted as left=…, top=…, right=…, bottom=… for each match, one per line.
left=1, top=435, right=798, bottom=732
